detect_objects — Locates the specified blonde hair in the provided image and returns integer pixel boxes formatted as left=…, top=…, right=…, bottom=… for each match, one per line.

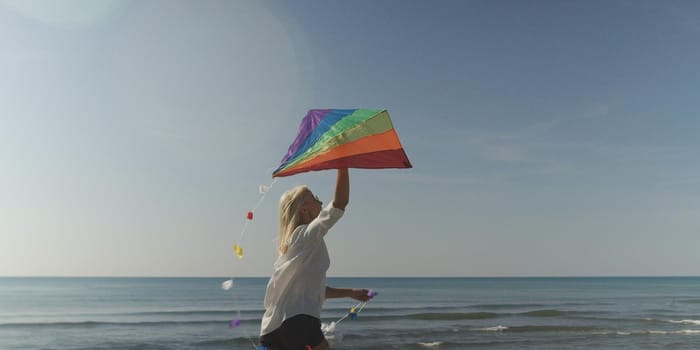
left=278, top=185, right=309, bottom=255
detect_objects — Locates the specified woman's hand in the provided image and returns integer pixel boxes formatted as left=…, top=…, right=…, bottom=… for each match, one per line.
left=349, top=288, right=371, bottom=302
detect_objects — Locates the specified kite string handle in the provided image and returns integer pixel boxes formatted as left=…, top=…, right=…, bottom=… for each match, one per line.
left=326, top=290, right=378, bottom=330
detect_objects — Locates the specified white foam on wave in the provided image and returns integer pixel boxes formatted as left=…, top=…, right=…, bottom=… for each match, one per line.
left=527, top=327, right=700, bottom=337
left=669, top=319, right=700, bottom=326
left=418, top=341, right=443, bottom=347
left=478, top=325, right=508, bottom=332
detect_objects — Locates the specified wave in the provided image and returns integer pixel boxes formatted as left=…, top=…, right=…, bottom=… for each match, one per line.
left=191, top=337, right=258, bottom=348
left=472, top=303, right=548, bottom=309
left=477, top=325, right=700, bottom=336
left=325, top=305, right=462, bottom=314
left=390, top=308, right=584, bottom=320
left=116, top=310, right=250, bottom=317
left=476, top=325, right=602, bottom=333
left=357, top=309, right=574, bottom=321
left=404, top=312, right=499, bottom=320
left=5, top=309, right=263, bottom=320
left=7, top=305, right=601, bottom=324
left=668, top=319, right=700, bottom=326
left=592, top=329, right=700, bottom=336
left=520, top=309, right=565, bottom=317
left=472, top=302, right=610, bottom=309
left=2, top=312, right=499, bottom=329
left=61, top=337, right=257, bottom=350
left=0, top=319, right=257, bottom=329
left=1, top=308, right=584, bottom=329
left=49, top=344, right=176, bottom=350
left=555, top=315, right=700, bottom=327
left=417, top=341, right=443, bottom=347
left=327, top=311, right=505, bottom=322
left=635, top=317, right=700, bottom=326
left=7, top=310, right=692, bottom=332
left=87, top=309, right=262, bottom=317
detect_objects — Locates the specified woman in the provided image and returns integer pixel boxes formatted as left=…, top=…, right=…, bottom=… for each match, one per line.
left=260, top=169, right=370, bottom=350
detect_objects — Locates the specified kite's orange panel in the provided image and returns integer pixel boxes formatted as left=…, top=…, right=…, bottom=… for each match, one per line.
left=280, top=129, right=403, bottom=173
left=274, top=149, right=411, bottom=177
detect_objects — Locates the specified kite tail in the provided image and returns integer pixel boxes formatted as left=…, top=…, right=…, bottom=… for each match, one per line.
left=224, top=177, right=278, bottom=350
left=233, top=178, right=278, bottom=259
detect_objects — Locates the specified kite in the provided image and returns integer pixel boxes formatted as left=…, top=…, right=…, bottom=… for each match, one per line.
left=273, top=109, right=412, bottom=178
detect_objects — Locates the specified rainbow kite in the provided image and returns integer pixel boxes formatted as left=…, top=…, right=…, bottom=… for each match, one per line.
left=273, top=109, right=412, bottom=177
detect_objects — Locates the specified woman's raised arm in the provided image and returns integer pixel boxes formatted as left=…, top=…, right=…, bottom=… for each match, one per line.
left=332, top=169, right=349, bottom=210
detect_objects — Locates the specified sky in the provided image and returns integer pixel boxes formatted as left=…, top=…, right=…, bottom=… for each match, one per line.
left=1, top=0, right=699, bottom=277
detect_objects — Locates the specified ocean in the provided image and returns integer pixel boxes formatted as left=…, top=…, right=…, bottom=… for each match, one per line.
left=1, top=277, right=700, bottom=349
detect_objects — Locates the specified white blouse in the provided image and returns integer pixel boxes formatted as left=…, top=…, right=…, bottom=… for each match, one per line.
left=260, top=203, right=344, bottom=335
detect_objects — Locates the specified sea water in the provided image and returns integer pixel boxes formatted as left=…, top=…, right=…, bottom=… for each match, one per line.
left=1, top=277, right=700, bottom=349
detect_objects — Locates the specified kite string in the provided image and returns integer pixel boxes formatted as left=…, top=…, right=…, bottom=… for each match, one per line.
left=332, top=301, right=365, bottom=325
left=322, top=290, right=378, bottom=339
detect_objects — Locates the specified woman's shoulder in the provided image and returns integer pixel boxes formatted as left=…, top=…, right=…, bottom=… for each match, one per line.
left=287, top=224, right=309, bottom=245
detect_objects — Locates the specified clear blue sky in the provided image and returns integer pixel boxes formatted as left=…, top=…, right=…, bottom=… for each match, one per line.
left=1, top=0, right=698, bottom=277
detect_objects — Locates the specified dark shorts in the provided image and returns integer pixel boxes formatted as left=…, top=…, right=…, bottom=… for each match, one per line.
left=259, top=314, right=324, bottom=350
